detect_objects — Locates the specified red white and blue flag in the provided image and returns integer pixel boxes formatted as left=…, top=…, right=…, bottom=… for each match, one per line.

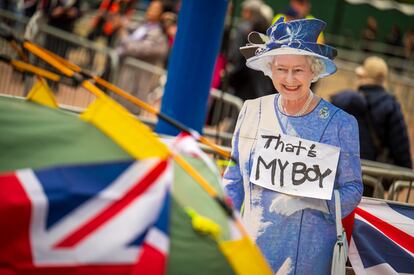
left=348, top=198, right=414, bottom=275
left=0, top=159, right=172, bottom=275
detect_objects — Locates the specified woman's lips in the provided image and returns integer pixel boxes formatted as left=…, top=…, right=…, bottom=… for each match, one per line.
left=282, top=84, right=300, bottom=92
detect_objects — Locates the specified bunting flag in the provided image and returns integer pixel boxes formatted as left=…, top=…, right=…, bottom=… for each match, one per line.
left=80, top=94, right=170, bottom=160
left=0, top=158, right=172, bottom=274
left=170, top=132, right=219, bottom=176
left=26, top=78, right=59, bottom=108
left=348, top=198, right=414, bottom=274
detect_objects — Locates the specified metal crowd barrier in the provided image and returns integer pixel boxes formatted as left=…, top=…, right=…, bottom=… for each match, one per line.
left=0, top=9, right=164, bottom=111
left=361, top=159, right=414, bottom=203
left=111, top=56, right=166, bottom=117
left=325, top=33, right=407, bottom=58
left=0, top=9, right=112, bottom=107
left=0, top=10, right=27, bottom=97
left=325, top=33, right=414, bottom=77
left=205, top=88, right=243, bottom=146
left=131, top=87, right=241, bottom=147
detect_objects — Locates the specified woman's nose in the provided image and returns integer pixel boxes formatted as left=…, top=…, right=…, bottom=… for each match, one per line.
left=286, top=70, right=295, bottom=83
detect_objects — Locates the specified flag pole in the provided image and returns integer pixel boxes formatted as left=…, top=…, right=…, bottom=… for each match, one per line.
left=0, top=54, right=60, bottom=82
left=28, top=42, right=233, bottom=160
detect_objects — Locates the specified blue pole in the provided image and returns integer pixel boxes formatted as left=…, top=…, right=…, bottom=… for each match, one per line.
left=155, top=0, right=228, bottom=136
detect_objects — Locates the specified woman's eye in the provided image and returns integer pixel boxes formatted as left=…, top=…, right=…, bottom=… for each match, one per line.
left=294, top=69, right=303, bottom=73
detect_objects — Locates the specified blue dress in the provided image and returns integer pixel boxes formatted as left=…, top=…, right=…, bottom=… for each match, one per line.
left=223, top=94, right=363, bottom=274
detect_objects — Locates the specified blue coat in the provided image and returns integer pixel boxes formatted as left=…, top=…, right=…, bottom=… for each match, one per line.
left=331, top=90, right=376, bottom=161
left=359, top=85, right=412, bottom=168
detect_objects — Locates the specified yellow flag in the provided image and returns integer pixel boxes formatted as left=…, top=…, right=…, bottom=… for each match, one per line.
left=80, top=95, right=169, bottom=160
left=219, top=237, right=273, bottom=275
left=26, top=79, right=58, bottom=108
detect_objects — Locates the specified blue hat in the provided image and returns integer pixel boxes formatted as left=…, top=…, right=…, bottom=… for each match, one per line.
left=240, top=17, right=338, bottom=79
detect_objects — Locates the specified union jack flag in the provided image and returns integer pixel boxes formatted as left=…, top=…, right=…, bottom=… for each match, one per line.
left=348, top=198, right=414, bottom=275
left=0, top=158, right=172, bottom=275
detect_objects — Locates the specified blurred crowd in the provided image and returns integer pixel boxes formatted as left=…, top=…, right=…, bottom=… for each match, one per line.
left=0, top=0, right=413, bottom=97
left=360, top=15, right=414, bottom=59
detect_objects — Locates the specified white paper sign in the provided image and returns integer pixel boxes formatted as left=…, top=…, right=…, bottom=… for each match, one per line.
left=250, top=130, right=341, bottom=200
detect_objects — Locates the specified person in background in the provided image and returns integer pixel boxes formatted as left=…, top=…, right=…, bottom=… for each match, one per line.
left=403, top=27, right=414, bottom=60
left=160, top=10, right=177, bottom=67
left=114, top=0, right=169, bottom=113
left=227, top=0, right=275, bottom=101
left=223, top=17, right=362, bottom=274
left=272, top=0, right=324, bottom=43
left=23, top=0, right=39, bottom=18
left=361, top=16, right=377, bottom=52
left=385, top=25, right=403, bottom=59
left=386, top=25, right=402, bottom=48
left=86, top=0, right=137, bottom=76
left=332, top=57, right=412, bottom=195
left=42, top=0, right=81, bottom=58
left=356, top=56, right=412, bottom=168
left=211, top=28, right=229, bottom=91
left=331, top=90, right=375, bottom=163
left=160, top=11, right=177, bottom=49
left=88, top=0, right=136, bottom=49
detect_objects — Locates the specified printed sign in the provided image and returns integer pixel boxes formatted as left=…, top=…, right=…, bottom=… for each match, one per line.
left=250, top=130, right=340, bottom=200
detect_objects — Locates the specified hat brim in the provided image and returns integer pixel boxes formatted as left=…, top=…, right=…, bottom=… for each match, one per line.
left=246, top=47, right=337, bottom=79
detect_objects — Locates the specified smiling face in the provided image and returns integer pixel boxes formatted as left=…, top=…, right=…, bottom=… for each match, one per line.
left=271, top=55, right=315, bottom=101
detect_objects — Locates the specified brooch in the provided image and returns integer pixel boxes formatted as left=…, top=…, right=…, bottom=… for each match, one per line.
left=319, top=107, right=329, bottom=119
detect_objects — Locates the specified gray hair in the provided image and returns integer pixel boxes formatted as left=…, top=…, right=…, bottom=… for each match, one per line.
left=305, top=56, right=325, bottom=82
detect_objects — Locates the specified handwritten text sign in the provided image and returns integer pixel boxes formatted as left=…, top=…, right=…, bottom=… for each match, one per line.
left=250, top=130, right=340, bottom=200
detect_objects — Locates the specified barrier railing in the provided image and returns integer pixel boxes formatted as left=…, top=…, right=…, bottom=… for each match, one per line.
left=325, top=33, right=414, bottom=76
left=0, top=9, right=166, bottom=111
left=205, top=88, right=243, bottom=146
left=361, top=159, right=414, bottom=203
left=0, top=9, right=110, bottom=107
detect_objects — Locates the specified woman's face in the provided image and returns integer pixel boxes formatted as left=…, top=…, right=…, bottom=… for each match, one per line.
left=146, top=1, right=163, bottom=22
left=271, top=55, right=315, bottom=101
